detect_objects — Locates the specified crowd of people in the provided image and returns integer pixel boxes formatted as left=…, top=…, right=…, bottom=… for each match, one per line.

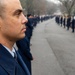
left=55, top=15, right=75, bottom=33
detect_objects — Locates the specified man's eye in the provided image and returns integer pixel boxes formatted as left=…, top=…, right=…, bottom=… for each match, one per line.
left=16, top=12, right=21, bottom=16
left=13, top=9, right=23, bottom=17
left=15, top=11, right=22, bottom=17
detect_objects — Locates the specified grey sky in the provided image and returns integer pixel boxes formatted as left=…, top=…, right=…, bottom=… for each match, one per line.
left=47, top=0, right=60, bottom=4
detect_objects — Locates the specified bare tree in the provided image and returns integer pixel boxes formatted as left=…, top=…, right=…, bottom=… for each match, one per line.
left=33, top=0, right=58, bottom=15
left=20, top=0, right=58, bottom=16
left=46, top=1, right=58, bottom=15
left=25, top=0, right=34, bottom=14
left=33, top=0, right=47, bottom=15
left=20, top=0, right=26, bottom=8
left=59, top=0, right=75, bottom=15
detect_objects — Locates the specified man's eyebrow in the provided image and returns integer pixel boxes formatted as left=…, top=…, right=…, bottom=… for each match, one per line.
left=13, top=9, right=23, bottom=15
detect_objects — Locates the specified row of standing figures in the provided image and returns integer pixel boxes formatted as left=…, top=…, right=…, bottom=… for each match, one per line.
left=15, top=14, right=52, bottom=75
left=55, top=15, right=75, bottom=33
left=16, top=14, right=41, bottom=75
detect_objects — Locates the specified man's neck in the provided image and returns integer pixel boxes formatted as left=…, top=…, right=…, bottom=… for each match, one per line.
left=0, top=37, right=15, bottom=51
left=0, top=35, right=15, bottom=51
left=2, top=42, right=14, bottom=51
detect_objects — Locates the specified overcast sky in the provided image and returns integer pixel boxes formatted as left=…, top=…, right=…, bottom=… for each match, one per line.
left=47, top=0, right=60, bottom=4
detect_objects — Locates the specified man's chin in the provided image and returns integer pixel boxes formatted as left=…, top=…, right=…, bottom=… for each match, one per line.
left=17, top=34, right=25, bottom=41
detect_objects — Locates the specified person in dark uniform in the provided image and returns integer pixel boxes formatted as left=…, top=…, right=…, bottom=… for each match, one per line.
left=63, top=16, right=66, bottom=28
left=25, top=14, right=34, bottom=43
left=55, top=15, right=60, bottom=25
left=60, top=16, right=63, bottom=27
left=0, top=0, right=30, bottom=75
left=67, top=15, right=71, bottom=30
left=71, top=16, right=75, bottom=33
left=16, top=36, right=33, bottom=75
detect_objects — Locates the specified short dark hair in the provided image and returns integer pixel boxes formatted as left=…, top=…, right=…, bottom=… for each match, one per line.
left=27, top=14, right=31, bottom=17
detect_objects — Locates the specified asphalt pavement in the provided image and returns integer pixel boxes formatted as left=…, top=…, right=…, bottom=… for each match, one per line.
left=31, top=18, right=75, bottom=75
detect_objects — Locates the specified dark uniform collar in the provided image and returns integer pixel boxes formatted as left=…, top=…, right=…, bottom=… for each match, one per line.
left=0, top=44, right=16, bottom=75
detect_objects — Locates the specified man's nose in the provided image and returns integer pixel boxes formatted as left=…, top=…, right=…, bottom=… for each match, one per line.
left=22, top=14, right=28, bottom=24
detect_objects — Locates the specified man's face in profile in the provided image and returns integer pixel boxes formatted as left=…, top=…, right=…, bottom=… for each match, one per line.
left=0, top=0, right=27, bottom=41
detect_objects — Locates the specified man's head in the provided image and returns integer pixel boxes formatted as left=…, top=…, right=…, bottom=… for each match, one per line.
left=27, top=14, right=33, bottom=18
left=0, top=0, right=28, bottom=43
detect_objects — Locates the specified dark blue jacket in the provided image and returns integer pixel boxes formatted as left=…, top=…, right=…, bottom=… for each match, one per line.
left=0, top=44, right=30, bottom=75
left=16, top=37, right=33, bottom=74
left=25, top=18, right=33, bottom=40
left=72, top=19, right=75, bottom=28
left=67, top=17, right=71, bottom=27
left=16, top=37, right=33, bottom=60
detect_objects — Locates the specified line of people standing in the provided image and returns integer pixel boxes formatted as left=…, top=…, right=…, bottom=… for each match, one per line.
left=16, top=14, right=40, bottom=75
left=55, top=15, right=75, bottom=33
left=16, top=14, right=52, bottom=75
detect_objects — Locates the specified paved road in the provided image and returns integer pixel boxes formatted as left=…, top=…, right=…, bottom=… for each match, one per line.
left=31, top=18, right=75, bottom=75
